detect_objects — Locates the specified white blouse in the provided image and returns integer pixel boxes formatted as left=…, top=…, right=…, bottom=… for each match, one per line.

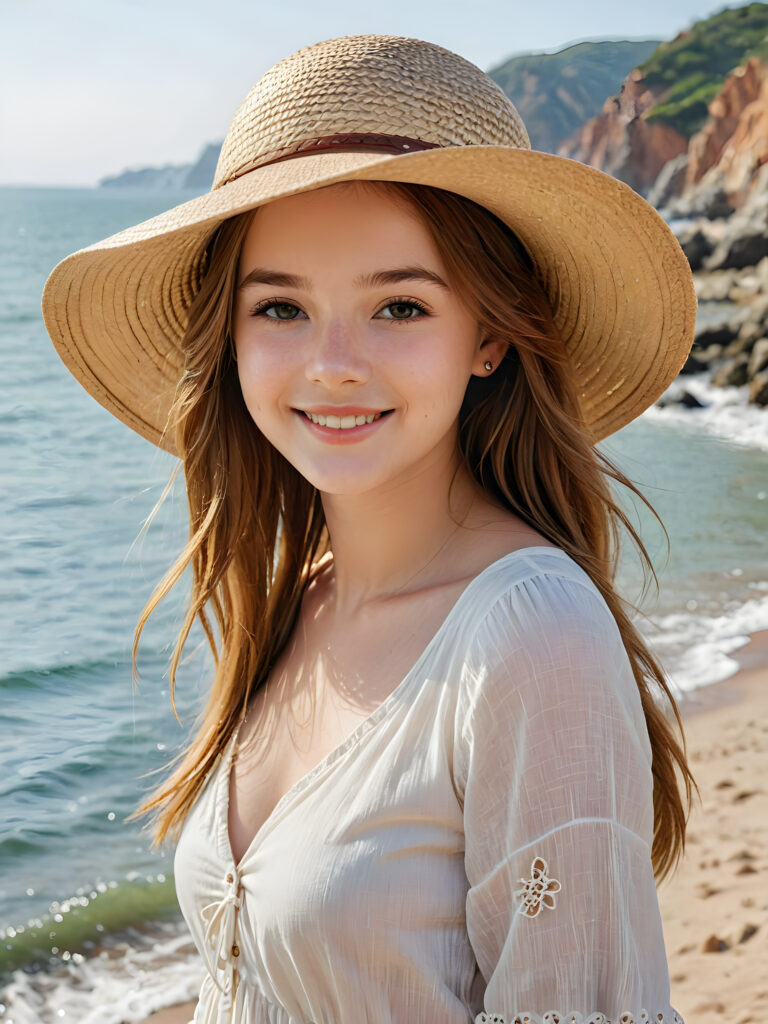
left=173, top=546, right=685, bottom=1024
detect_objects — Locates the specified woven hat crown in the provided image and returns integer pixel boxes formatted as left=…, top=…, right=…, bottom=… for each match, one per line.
left=213, top=34, right=531, bottom=188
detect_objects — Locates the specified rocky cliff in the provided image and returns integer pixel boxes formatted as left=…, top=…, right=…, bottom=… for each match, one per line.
left=556, top=69, right=687, bottom=194
left=660, top=57, right=768, bottom=411
left=486, top=39, right=659, bottom=153
left=558, top=2, right=768, bottom=195
left=685, top=57, right=768, bottom=203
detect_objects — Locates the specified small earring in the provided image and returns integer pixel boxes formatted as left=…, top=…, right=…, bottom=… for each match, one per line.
left=484, top=360, right=493, bottom=372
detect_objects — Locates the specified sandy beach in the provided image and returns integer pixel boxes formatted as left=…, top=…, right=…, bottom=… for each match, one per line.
left=140, top=630, right=768, bottom=1024
left=656, top=629, right=768, bottom=1024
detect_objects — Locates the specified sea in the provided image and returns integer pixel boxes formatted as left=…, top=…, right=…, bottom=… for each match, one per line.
left=1, top=186, right=767, bottom=1023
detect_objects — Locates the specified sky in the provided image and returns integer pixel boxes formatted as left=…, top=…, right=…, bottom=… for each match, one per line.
left=1, top=0, right=753, bottom=187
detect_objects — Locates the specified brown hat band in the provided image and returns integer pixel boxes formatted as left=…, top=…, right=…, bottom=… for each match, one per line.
left=216, top=133, right=442, bottom=187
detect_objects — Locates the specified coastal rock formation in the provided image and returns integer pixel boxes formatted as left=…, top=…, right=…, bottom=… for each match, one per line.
left=486, top=39, right=660, bottom=153
left=670, top=259, right=768, bottom=406
left=660, top=59, right=768, bottom=216
left=675, top=221, right=717, bottom=271
left=557, top=70, right=687, bottom=194
left=704, top=162, right=768, bottom=270
left=653, top=56, right=768, bottom=408
left=99, top=142, right=222, bottom=192
left=99, top=163, right=193, bottom=190
left=647, top=154, right=689, bottom=208
left=686, top=58, right=768, bottom=190
left=567, top=54, right=768, bottom=203
left=185, top=143, right=222, bottom=190
left=562, top=4, right=768, bottom=199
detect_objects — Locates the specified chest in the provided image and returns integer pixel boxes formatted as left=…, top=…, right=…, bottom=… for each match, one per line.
left=174, top=660, right=472, bottom=1017
left=227, top=578, right=471, bottom=867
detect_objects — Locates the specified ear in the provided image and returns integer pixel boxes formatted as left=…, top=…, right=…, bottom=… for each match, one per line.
left=471, top=336, right=508, bottom=378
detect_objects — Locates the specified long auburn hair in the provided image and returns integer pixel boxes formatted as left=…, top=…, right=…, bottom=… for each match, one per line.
left=126, top=179, right=699, bottom=885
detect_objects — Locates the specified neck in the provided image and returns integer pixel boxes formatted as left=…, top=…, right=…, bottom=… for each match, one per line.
left=317, top=441, right=489, bottom=616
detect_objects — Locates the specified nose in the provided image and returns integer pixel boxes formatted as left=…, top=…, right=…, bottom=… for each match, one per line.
left=305, top=316, right=371, bottom=388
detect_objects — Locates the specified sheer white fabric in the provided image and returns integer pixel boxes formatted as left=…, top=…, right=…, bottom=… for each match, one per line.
left=173, top=547, right=684, bottom=1024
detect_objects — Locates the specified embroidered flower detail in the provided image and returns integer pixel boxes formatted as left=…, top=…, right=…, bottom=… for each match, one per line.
left=513, top=855, right=562, bottom=918
left=474, top=1011, right=685, bottom=1024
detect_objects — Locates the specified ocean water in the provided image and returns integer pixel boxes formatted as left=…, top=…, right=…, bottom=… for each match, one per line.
left=1, top=186, right=767, bottom=1022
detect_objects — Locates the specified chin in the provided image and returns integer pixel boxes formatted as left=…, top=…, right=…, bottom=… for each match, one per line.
left=302, top=473, right=390, bottom=497
left=287, top=459, right=395, bottom=495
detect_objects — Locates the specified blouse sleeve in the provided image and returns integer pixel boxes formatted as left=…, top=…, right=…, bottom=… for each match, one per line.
left=454, top=569, right=685, bottom=1024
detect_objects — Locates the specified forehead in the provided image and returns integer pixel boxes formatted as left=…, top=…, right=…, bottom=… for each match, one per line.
left=240, top=182, right=437, bottom=264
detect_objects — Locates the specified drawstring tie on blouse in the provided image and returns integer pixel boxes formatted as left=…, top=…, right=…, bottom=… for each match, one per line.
left=201, top=867, right=242, bottom=1021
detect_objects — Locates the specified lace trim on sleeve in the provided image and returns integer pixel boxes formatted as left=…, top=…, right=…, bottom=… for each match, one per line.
left=475, top=1011, right=685, bottom=1024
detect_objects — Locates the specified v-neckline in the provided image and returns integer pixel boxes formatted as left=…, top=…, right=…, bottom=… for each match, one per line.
left=219, top=544, right=568, bottom=872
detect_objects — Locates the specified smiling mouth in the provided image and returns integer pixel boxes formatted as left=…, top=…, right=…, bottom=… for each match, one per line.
left=298, top=410, right=394, bottom=429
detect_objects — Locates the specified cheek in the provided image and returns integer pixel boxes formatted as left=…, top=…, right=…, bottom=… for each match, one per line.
left=235, top=344, right=289, bottom=420
left=422, top=339, right=475, bottom=411
left=387, top=329, right=466, bottom=389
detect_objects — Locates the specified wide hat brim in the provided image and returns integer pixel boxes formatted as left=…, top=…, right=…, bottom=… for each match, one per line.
left=41, top=144, right=697, bottom=454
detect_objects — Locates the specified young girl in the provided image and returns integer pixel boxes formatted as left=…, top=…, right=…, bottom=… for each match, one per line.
left=42, top=33, right=698, bottom=1024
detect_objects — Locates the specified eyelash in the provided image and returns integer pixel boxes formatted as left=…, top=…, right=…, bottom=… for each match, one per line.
left=246, top=296, right=432, bottom=323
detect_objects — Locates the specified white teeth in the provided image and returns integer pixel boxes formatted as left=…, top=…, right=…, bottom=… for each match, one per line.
left=305, top=411, right=383, bottom=428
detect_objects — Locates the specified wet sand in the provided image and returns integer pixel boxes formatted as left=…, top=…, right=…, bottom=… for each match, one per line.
left=140, top=630, right=768, bottom=1024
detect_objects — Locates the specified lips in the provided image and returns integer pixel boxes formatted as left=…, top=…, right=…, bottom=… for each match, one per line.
left=294, top=408, right=394, bottom=442
left=303, top=409, right=387, bottom=425
left=298, top=409, right=394, bottom=428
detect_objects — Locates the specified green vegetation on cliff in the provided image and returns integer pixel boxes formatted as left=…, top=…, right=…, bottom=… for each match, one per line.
left=641, top=1, right=768, bottom=136
left=487, top=39, right=660, bottom=152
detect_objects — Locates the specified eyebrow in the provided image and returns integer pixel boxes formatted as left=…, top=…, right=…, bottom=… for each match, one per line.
left=237, top=265, right=450, bottom=292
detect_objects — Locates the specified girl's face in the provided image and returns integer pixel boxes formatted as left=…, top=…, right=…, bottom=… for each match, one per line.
left=232, top=182, right=492, bottom=496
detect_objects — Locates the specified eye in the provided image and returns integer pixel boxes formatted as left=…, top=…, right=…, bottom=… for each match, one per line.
left=248, top=299, right=305, bottom=321
left=246, top=297, right=431, bottom=323
left=377, top=298, right=431, bottom=321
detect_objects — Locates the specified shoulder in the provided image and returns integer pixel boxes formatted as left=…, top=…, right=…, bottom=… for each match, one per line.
left=457, top=547, right=634, bottom=714
left=451, top=548, right=652, bottom=797
left=468, top=547, right=621, bottom=656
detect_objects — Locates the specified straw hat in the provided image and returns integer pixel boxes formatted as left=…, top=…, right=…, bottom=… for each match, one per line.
left=41, top=33, right=696, bottom=454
